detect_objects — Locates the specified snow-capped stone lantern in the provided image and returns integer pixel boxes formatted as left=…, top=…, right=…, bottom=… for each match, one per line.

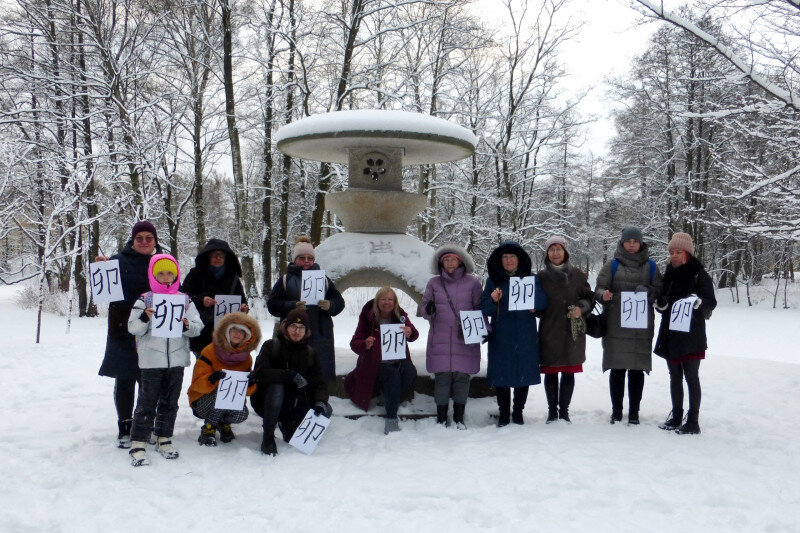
left=275, top=110, right=478, bottom=306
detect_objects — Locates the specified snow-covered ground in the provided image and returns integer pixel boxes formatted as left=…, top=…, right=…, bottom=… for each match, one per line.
left=2, top=283, right=799, bottom=532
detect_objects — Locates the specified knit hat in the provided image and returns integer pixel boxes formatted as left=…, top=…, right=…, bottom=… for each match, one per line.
left=440, top=252, right=462, bottom=263
left=226, top=323, right=252, bottom=346
left=544, top=235, right=568, bottom=253
left=620, top=226, right=643, bottom=244
left=284, top=308, right=309, bottom=328
left=131, top=220, right=158, bottom=242
left=292, top=236, right=315, bottom=261
left=668, top=232, right=695, bottom=256
left=152, top=258, right=178, bottom=278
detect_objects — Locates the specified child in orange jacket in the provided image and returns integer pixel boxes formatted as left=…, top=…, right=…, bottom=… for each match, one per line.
left=188, top=312, right=262, bottom=446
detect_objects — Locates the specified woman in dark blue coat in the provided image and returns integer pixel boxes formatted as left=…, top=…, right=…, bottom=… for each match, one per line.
left=97, top=221, right=163, bottom=448
left=481, top=241, right=547, bottom=426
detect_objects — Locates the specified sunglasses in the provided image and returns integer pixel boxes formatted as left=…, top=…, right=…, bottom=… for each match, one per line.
left=135, top=235, right=155, bottom=243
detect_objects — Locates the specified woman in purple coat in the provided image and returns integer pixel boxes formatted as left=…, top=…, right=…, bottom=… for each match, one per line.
left=421, top=244, right=483, bottom=429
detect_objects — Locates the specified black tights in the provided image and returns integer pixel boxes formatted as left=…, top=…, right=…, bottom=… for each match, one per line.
left=544, top=373, right=575, bottom=410
left=114, top=376, right=139, bottom=422
left=609, top=369, right=645, bottom=414
left=668, top=359, right=701, bottom=416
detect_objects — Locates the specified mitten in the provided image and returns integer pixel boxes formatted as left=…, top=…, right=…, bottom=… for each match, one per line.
left=295, top=301, right=306, bottom=310
left=312, top=401, right=331, bottom=418
left=692, top=296, right=703, bottom=309
left=208, top=370, right=226, bottom=384
left=318, top=299, right=330, bottom=311
left=247, top=373, right=259, bottom=386
left=425, top=301, right=436, bottom=316
left=635, top=285, right=648, bottom=294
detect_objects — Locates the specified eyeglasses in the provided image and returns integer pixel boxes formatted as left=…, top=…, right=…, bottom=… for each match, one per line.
left=209, top=251, right=226, bottom=259
left=295, top=255, right=314, bottom=262
left=135, top=235, right=154, bottom=243
left=288, top=324, right=306, bottom=332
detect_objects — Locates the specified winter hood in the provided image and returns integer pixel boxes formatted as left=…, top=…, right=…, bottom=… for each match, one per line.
left=213, top=312, right=262, bottom=354
left=430, top=243, right=476, bottom=275
left=486, top=241, right=532, bottom=284
left=148, top=253, right=181, bottom=294
left=194, top=238, right=243, bottom=276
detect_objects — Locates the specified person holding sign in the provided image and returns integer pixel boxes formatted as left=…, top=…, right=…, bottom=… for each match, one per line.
left=267, top=236, right=345, bottom=382
left=480, top=241, right=547, bottom=427
left=181, top=239, right=249, bottom=356
left=536, top=236, right=594, bottom=424
left=250, top=309, right=332, bottom=456
left=653, top=233, right=716, bottom=435
left=346, top=287, right=419, bottom=435
left=420, top=244, right=482, bottom=429
left=97, top=220, right=163, bottom=449
left=594, top=227, right=663, bottom=425
left=126, top=254, right=203, bottom=466
left=188, top=312, right=261, bottom=447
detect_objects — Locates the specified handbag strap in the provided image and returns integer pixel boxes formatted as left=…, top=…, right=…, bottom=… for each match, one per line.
left=439, top=277, right=460, bottom=319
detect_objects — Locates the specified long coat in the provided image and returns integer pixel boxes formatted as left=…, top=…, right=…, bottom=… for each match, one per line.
left=267, top=263, right=345, bottom=382
left=98, top=240, right=163, bottom=380
left=536, top=260, right=593, bottom=368
left=480, top=241, right=547, bottom=388
left=421, top=253, right=482, bottom=374
left=594, top=243, right=664, bottom=371
left=345, top=300, right=419, bottom=411
left=181, top=239, right=248, bottom=353
left=654, top=256, right=716, bottom=360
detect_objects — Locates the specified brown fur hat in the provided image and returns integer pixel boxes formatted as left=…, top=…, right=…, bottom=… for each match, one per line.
left=213, top=312, right=262, bottom=353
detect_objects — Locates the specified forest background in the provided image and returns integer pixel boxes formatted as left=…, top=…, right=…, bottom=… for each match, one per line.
left=0, top=0, right=797, bottom=324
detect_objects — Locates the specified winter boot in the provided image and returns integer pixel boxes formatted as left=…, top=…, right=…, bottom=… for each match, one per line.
left=156, top=437, right=179, bottom=459
left=436, top=405, right=449, bottom=426
left=453, top=403, right=467, bottom=430
left=558, top=408, right=571, bottom=424
left=609, top=409, right=623, bottom=424
left=546, top=408, right=558, bottom=424
left=198, top=423, right=217, bottom=446
left=676, top=410, right=700, bottom=435
left=384, top=417, right=400, bottom=435
left=558, top=374, right=574, bottom=424
left=261, top=433, right=278, bottom=456
left=511, top=390, right=527, bottom=425
left=497, top=389, right=511, bottom=427
left=659, top=410, right=683, bottom=431
left=129, top=441, right=150, bottom=467
left=117, top=419, right=132, bottom=449
left=627, top=370, right=644, bottom=426
left=219, top=423, right=235, bottom=443
left=627, top=410, right=640, bottom=425
left=544, top=376, right=559, bottom=424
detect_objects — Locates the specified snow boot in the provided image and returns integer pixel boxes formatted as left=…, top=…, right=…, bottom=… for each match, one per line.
left=546, top=408, right=558, bottom=424
left=676, top=410, right=700, bottom=435
left=497, top=389, right=511, bottom=427
left=609, top=409, right=623, bottom=424
left=117, top=419, right=132, bottom=449
left=261, top=433, right=278, bottom=456
left=384, top=417, right=400, bottom=435
left=453, top=403, right=467, bottom=430
left=156, top=437, right=179, bottom=459
left=436, top=405, right=449, bottom=426
left=219, top=423, right=235, bottom=443
left=659, top=410, right=683, bottom=431
left=558, top=374, right=574, bottom=424
left=129, top=441, right=150, bottom=467
left=558, top=408, right=571, bottom=424
left=627, top=411, right=640, bottom=425
left=544, top=376, right=559, bottom=424
left=511, top=392, right=526, bottom=425
left=511, top=410, right=524, bottom=425
left=198, top=423, right=217, bottom=446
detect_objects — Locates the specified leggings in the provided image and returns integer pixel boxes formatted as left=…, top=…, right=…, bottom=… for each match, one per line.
left=668, top=359, right=701, bottom=415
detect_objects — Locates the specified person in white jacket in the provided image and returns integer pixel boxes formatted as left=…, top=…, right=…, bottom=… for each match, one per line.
left=126, top=253, right=202, bottom=466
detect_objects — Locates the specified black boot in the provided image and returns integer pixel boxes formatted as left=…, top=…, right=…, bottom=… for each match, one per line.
left=627, top=370, right=643, bottom=425
left=544, top=375, right=558, bottom=424
left=559, top=374, right=574, bottom=424
left=436, top=404, right=449, bottom=426
left=453, top=403, right=466, bottom=430
left=496, top=388, right=510, bottom=427
left=659, top=409, right=684, bottom=431
left=117, top=419, right=132, bottom=449
left=609, top=370, right=624, bottom=424
left=511, top=387, right=528, bottom=425
left=260, top=433, right=278, bottom=455
left=676, top=410, right=700, bottom=435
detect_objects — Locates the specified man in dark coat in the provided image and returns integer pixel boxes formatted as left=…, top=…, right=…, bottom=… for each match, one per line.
left=98, top=220, right=163, bottom=448
left=181, top=239, right=248, bottom=354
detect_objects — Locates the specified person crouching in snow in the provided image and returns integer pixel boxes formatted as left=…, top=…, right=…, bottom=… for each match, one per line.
left=127, top=254, right=203, bottom=467
left=188, top=312, right=262, bottom=446
left=250, top=309, right=332, bottom=456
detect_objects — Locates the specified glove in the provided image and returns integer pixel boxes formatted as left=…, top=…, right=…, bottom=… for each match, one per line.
left=209, top=370, right=226, bottom=384
left=692, top=295, right=703, bottom=309
left=295, top=301, right=306, bottom=310
left=635, top=285, right=648, bottom=294
left=425, top=301, right=436, bottom=316
left=312, top=401, right=331, bottom=418
left=654, top=296, right=669, bottom=311
left=288, top=371, right=308, bottom=390
left=318, top=299, right=330, bottom=311
left=247, top=373, right=259, bottom=386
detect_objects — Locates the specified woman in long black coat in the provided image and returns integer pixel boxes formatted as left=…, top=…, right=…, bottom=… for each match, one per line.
left=654, top=232, right=716, bottom=435
left=181, top=239, right=248, bottom=354
left=98, top=221, right=162, bottom=448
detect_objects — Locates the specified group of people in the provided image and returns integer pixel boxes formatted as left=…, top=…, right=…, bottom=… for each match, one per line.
left=97, top=221, right=716, bottom=466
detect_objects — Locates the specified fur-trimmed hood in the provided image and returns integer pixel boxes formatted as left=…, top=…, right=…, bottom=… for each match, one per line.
left=212, top=312, right=262, bottom=354
left=430, top=243, right=476, bottom=275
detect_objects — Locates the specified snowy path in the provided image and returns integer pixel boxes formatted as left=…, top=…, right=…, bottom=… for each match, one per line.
left=1, top=286, right=798, bottom=532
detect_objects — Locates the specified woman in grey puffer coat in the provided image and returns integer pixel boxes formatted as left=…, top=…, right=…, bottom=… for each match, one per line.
left=594, top=227, right=663, bottom=425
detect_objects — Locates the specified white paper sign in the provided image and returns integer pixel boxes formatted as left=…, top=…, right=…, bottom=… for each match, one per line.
left=89, top=260, right=125, bottom=304
left=620, top=291, right=649, bottom=329
left=459, top=310, right=488, bottom=344
left=213, top=370, right=250, bottom=411
left=508, top=276, right=537, bottom=311
left=214, top=294, right=242, bottom=327
left=669, top=296, right=699, bottom=333
left=380, top=323, right=407, bottom=361
left=151, top=294, right=187, bottom=338
left=289, top=409, right=331, bottom=455
left=301, top=270, right=327, bottom=305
